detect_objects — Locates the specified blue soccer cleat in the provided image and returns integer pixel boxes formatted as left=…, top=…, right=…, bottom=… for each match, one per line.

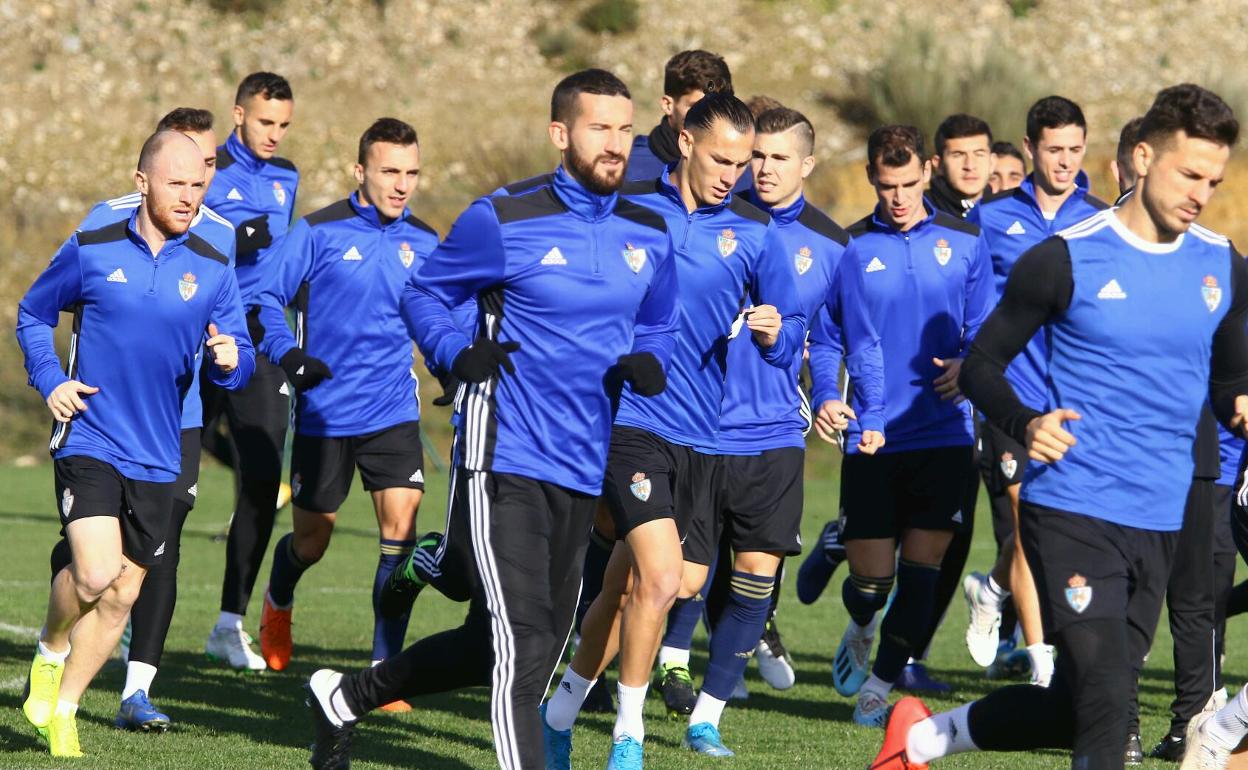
left=605, top=733, right=643, bottom=770
left=540, top=702, right=572, bottom=770
left=114, top=690, right=171, bottom=732
left=832, top=621, right=873, bottom=697
left=895, top=662, right=951, bottom=694
left=797, top=520, right=846, bottom=605
left=684, top=721, right=735, bottom=757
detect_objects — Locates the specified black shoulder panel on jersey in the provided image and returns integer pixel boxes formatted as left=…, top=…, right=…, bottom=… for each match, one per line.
left=492, top=185, right=567, bottom=225
left=215, top=146, right=235, bottom=171
left=976, top=186, right=1018, bottom=208
left=268, top=156, right=297, bottom=172
left=796, top=205, right=850, bottom=246
left=846, top=214, right=873, bottom=238
left=728, top=195, right=770, bottom=226
left=305, top=199, right=356, bottom=228
left=934, top=211, right=980, bottom=237
left=186, top=233, right=229, bottom=265
left=403, top=214, right=439, bottom=236
left=1084, top=194, right=1111, bottom=211
left=503, top=173, right=555, bottom=195
left=77, top=219, right=128, bottom=246
left=613, top=198, right=668, bottom=233
left=621, top=178, right=663, bottom=197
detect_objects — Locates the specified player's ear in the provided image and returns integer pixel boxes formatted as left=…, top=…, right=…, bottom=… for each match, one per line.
left=548, top=121, right=570, bottom=152
left=352, top=163, right=365, bottom=187
left=800, top=154, right=816, bottom=179
left=678, top=129, right=695, bottom=159
left=921, top=158, right=932, bottom=185
left=134, top=169, right=149, bottom=196
left=660, top=94, right=674, bottom=119
left=232, top=104, right=245, bottom=129
left=1133, top=141, right=1153, bottom=180
left=1022, top=136, right=1035, bottom=162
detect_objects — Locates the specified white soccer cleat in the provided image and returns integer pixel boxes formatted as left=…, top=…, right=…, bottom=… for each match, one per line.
left=832, top=621, right=873, bottom=697
left=1180, top=712, right=1231, bottom=770
left=1029, top=644, right=1055, bottom=688
left=963, top=572, right=1002, bottom=668
left=205, top=626, right=267, bottom=671
left=853, top=689, right=890, bottom=728
left=755, top=621, right=796, bottom=690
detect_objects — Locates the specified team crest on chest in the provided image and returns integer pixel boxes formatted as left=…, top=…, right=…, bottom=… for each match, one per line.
left=1065, top=573, right=1092, bottom=614
left=794, top=245, right=813, bottom=276
left=629, top=472, right=652, bottom=502
left=717, top=228, right=738, bottom=258
left=1000, top=451, right=1017, bottom=479
left=178, top=272, right=198, bottom=301
left=398, top=242, right=415, bottom=269
left=273, top=181, right=287, bottom=206
left=933, top=238, right=952, bottom=266
left=1203, top=274, right=1223, bottom=312
left=622, top=242, right=647, bottom=274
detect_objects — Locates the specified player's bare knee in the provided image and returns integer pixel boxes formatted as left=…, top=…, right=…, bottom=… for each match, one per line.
left=71, top=563, right=120, bottom=603
left=633, top=566, right=681, bottom=611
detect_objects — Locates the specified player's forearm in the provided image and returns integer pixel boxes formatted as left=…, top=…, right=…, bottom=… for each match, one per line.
left=16, top=310, right=69, bottom=399
left=844, top=337, right=885, bottom=433
left=403, top=282, right=473, bottom=372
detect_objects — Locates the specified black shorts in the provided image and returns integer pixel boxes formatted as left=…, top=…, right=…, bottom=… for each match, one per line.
left=174, top=428, right=202, bottom=510
left=53, top=455, right=175, bottom=567
left=1019, top=501, right=1177, bottom=638
left=602, top=426, right=720, bottom=565
left=716, top=447, right=804, bottom=556
left=978, top=419, right=1027, bottom=494
left=291, top=421, right=424, bottom=513
left=839, top=445, right=974, bottom=541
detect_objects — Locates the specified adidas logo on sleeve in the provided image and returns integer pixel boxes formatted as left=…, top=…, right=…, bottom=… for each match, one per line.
left=865, top=257, right=886, bottom=273
left=1097, top=279, right=1127, bottom=300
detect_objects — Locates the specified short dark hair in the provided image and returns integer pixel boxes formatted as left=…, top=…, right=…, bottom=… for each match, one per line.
left=1139, top=83, right=1239, bottom=151
left=868, top=125, right=925, bottom=172
left=683, top=91, right=754, bottom=136
left=755, top=107, right=815, bottom=156
left=156, top=107, right=214, bottom=134
left=234, top=72, right=293, bottom=105
left=1115, top=116, right=1144, bottom=176
left=746, top=94, right=784, bottom=119
left=1025, top=96, right=1086, bottom=145
left=991, top=140, right=1026, bottom=167
left=358, top=118, right=419, bottom=165
left=550, top=68, right=631, bottom=124
left=663, top=50, right=732, bottom=99
left=934, top=114, right=993, bottom=157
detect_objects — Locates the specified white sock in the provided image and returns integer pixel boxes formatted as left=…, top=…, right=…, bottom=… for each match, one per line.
left=853, top=615, right=879, bottom=638
left=861, top=674, right=892, bottom=700
left=1028, top=643, right=1054, bottom=686
left=546, top=668, right=595, bottom=731
left=122, top=661, right=158, bottom=700
left=907, top=702, right=978, bottom=763
left=984, top=575, right=1008, bottom=608
left=37, top=638, right=70, bottom=662
left=215, top=611, right=244, bottom=631
left=658, top=646, right=690, bottom=668
left=1208, top=684, right=1248, bottom=751
left=613, top=682, right=647, bottom=743
left=689, top=691, right=727, bottom=728
left=55, top=699, right=78, bottom=717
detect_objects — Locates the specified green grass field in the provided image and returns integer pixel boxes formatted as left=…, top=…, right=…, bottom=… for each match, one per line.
left=0, top=455, right=1241, bottom=769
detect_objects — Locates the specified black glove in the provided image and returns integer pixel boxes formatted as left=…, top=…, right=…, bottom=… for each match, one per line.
left=279, top=348, right=334, bottom=392
left=451, top=339, right=520, bottom=383
left=235, top=215, right=273, bottom=261
left=610, top=352, right=666, bottom=397
left=431, top=370, right=461, bottom=407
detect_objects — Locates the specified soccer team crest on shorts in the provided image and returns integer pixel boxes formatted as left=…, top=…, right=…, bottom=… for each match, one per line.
left=717, top=228, right=738, bottom=258
left=629, top=472, right=651, bottom=502
left=61, top=488, right=74, bottom=516
left=934, top=238, right=952, bottom=266
left=1000, top=451, right=1017, bottom=478
left=622, top=242, right=647, bottom=274
left=178, top=272, right=198, bottom=301
left=273, top=181, right=287, bottom=206
left=1065, top=573, right=1092, bottom=613
left=398, top=242, right=415, bottom=269
left=1203, top=274, right=1223, bottom=312
left=794, top=245, right=813, bottom=275
left=292, top=473, right=302, bottom=498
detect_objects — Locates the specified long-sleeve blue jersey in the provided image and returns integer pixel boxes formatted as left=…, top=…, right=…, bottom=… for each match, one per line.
left=403, top=166, right=679, bottom=495
left=255, top=192, right=441, bottom=437
left=968, top=172, right=1108, bottom=410
left=810, top=203, right=992, bottom=453
left=614, top=170, right=806, bottom=452
left=17, top=211, right=254, bottom=482
left=204, top=131, right=299, bottom=304
left=78, top=192, right=237, bottom=432
left=718, top=193, right=884, bottom=454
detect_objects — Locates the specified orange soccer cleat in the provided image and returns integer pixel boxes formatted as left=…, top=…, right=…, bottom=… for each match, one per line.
left=259, top=589, right=293, bottom=671
left=869, top=696, right=933, bottom=770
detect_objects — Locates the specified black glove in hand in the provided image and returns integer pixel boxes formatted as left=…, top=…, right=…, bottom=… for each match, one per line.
left=236, top=215, right=273, bottom=260
left=432, top=370, right=461, bottom=407
left=279, top=348, right=334, bottom=392
left=451, top=339, right=520, bottom=383
left=611, top=352, right=666, bottom=397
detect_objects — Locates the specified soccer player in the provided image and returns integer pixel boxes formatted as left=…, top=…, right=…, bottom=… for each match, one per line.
left=541, top=91, right=805, bottom=769
left=303, top=69, right=678, bottom=770
left=626, top=49, right=732, bottom=182
left=989, top=141, right=1027, bottom=193
left=49, top=108, right=238, bottom=732
left=806, top=125, right=991, bottom=727
left=874, top=82, right=1248, bottom=770
left=960, top=96, right=1107, bottom=687
left=247, top=118, right=439, bottom=702
left=928, top=114, right=994, bottom=216
left=16, top=131, right=254, bottom=757
left=201, top=71, right=299, bottom=670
